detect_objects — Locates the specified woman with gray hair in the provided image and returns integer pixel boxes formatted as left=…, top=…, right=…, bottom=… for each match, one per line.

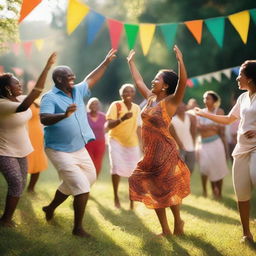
left=105, top=83, right=141, bottom=209
left=85, top=97, right=106, bottom=176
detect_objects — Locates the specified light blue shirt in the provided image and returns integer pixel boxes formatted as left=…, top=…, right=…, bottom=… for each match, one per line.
left=40, top=81, right=95, bottom=152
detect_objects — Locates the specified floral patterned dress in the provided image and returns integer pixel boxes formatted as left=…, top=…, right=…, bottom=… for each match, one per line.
left=129, top=99, right=190, bottom=209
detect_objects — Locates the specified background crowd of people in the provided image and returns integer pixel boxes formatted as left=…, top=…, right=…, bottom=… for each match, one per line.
left=0, top=47, right=255, bottom=244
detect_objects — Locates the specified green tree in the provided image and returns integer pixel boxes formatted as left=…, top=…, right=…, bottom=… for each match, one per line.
left=0, top=0, right=21, bottom=53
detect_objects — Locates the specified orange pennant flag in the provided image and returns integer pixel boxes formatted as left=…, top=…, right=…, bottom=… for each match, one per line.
left=19, top=0, right=42, bottom=23
left=184, top=20, right=203, bottom=44
left=228, top=10, right=250, bottom=44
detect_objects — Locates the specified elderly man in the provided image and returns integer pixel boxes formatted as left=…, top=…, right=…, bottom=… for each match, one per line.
left=40, top=49, right=116, bottom=237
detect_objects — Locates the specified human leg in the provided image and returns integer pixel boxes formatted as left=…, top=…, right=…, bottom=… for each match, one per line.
left=154, top=208, right=171, bottom=236
left=42, top=189, right=69, bottom=221
left=112, top=174, right=121, bottom=208
left=27, top=173, right=40, bottom=192
left=170, top=204, right=184, bottom=235
left=233, top=154, right=253, bottom=241
left=201, top=175, right=208, bottom=197
left=72, top=192, right=90, bottom=237
left=0, top=156, right=27, bottom=226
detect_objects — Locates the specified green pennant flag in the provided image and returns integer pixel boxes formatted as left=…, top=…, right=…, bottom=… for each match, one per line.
left=205, top=17, right=225, bottom=47
left=124, top=24, right=139, bottom=50
left=159, top=23, right=178, bottom=50
left=250, top=9, right=256, bottom=25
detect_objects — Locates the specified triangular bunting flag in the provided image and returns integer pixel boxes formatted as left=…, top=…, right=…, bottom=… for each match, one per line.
left=222, top=68, right=232, bottom=79
left=12, top=43, right=20, bottom=56
left=205, top=17, right=225, bottom=47
left=19, top=0, right=42, bottom=23
left=196, top=75, right=205, bottom=85
left=86, top=11, right=105, bottom=44
left=107, top=19, right=123, bottom=49
left=67, top=0, right=90, bottom=35
left=124, top=24, right=139, bottom=50
left=228, top=10, right=250, bottom=44
left=212, top=71, right=222, bottom=82
left=0, top=66, right=4, bottom=74
left=159, top=23, right=178, bottom=50
left=191, top=78, right=199, bottom=88
left=12, top=67, right=24, bottom=76
left=23, top=41, right=33, bottom=57
left=184, top=20, right=203, bottom=44
left=249, top=9, right=256, bottom=25
left=232, top=67, right=240, bottom=76
left=35, top=39, right=44, bottom=51
left=186, top=79, right=194, bottom=88
left=203, top=74, right=212, bottom=83
left=139, top=24, right=156, bottom=55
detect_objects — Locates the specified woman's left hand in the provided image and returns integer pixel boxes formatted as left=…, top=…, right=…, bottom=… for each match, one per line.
left=173, top=45, right=183, bottom=62
left=104, top=49, right=117, bottom=64
left=244, top=130, right=256, bottom=139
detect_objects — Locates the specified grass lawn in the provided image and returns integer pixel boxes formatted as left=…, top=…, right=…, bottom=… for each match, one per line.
left=0, top=155, right=256, bottom=256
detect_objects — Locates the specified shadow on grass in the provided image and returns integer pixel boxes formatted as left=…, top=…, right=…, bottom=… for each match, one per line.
left=182, top=204, right=240, bottom=225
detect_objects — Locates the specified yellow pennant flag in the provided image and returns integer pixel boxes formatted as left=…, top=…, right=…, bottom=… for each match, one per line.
left=35, top=39, right=44, bottom=51
left=228, top=10, right=250, bottom=44
left=67, top=0, right=90, bottom=35
left=139, top=24, right=156, bottom=55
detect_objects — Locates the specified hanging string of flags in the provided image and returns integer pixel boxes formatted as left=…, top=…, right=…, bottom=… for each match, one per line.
left=18, top=0, right=256, bottom=56
left=187, top=66, right=240, bottom=88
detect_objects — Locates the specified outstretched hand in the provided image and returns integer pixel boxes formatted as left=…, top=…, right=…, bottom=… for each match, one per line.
left=46, top=52, right=57, bottom=67
left=105, top=49, right=117, bottom=64
left=127, top=49, right=136, bottom=63
left=173, top=45, right=183, bottom=62
left=194, top=107, right=205, bottom=117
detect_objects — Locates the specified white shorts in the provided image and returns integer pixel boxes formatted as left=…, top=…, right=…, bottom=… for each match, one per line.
left=46, top=147, right=96, bottom=196
left=108, top=138, right=141, bottom=177
left=233, top=151, right=256, bottom=201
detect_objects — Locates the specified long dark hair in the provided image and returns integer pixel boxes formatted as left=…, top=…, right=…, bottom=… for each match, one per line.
left=241, top=60, right=256, bottom=85
left=0, top=73, right=13, bottom=98
left=158, top=69, right=178, bottom=95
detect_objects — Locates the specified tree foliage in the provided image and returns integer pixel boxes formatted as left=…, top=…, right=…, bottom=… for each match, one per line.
left=0, top=0, right=21, bottom=53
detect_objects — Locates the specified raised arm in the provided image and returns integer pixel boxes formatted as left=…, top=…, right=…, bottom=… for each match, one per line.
left=195, top=107, right=238, bottom=125
left=127, top=49, right=151, bottom=99
left=16, top=52, right=56, bottom=113
left=85, top=49, right=117, bottom=89
left=167, top=45, right=187, bottom=105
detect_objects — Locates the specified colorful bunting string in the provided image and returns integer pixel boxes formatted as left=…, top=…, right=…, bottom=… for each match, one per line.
left=14, top=0, right=256, bottom=56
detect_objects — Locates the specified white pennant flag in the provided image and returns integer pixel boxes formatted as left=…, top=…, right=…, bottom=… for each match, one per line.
left=212, top=71, right=222, bottom=82
left=222, top=68, right=232, bottom=79
left=196, top=75, right=205, bottom=85
left=203, top=74, right=213, bottom=83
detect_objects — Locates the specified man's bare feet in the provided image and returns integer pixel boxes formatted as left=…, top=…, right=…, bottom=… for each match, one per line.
left=72, top=227, right=91, bottom=238
left=114, top=198, right=121, bottom=209
left=42, top=206, right=54, bottom=221
left=174, top=220, right=184, bottom=235
left=130, top=200, right=134, bottom=210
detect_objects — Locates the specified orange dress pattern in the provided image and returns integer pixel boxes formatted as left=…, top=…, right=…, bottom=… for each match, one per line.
left=27, top=103, right=48, bottom=174
left=129, top=100, right=190, bottom=209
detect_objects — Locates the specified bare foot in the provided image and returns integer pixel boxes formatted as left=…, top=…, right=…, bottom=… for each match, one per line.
left=240, top=235, right=254, bottom=245
left=114, top=198, right=121, bottom=209
left=72, top=227, right=91, bottom=238
left=203, top=191, right=207, bottom=197
left=213, top=187, right=220, bottom=199
left=155, top=232, right=172, bottom=238
left=130, top=200, right=134, bottom=210
left=174, top=220, right=184, bottom=235
left=0, top=218, right=16, bottom=228
left=42, top=206, right=54, bottom=221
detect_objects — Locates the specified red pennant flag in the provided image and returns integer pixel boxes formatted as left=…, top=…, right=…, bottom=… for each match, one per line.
left=12, top=67, right=24, bottom=77
left=0, top=66, right=4, bottom=74
left=107, top=19, right=123, bottom=49
left=19, top=0, right=42, bottom=23
left=23, top=41, right=33, bottom=58
left=186, top=79, right=194, bottom=88
left=12, top=43, right=20, bottom=56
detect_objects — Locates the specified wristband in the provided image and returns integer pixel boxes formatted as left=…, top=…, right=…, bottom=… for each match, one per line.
left=33, top=87, right=43, bottom=92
